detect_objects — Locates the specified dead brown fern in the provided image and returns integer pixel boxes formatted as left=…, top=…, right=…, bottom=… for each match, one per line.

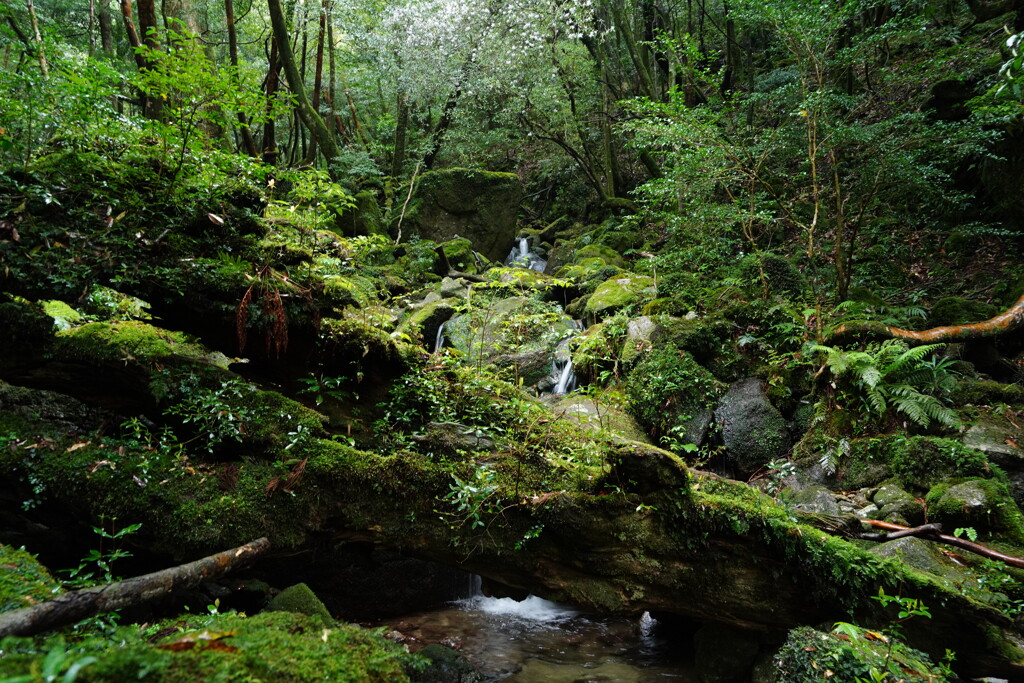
left=236, top=265, right=290, bottom=358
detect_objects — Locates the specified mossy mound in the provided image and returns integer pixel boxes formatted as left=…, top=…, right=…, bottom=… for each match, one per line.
left=926, top=296, right=1000, bottom=327
left=0, top=545, right=61, bottom=612
left=925, top=477, right=1024, bottom=543
left=333, top=189, right=385, bottom=237
left=0, top=611, right=417, bottom=682
left=737, top=252, right=805, bottom=297
left=584, top=274, right=657, bottom=319
left=773, top=625, right=950, bottom=682
left=266, top=582, right=333, bottom=618
left=396, top=168, right=522, bottom=262
left=624, top=347, right=726, bottom=446
left=575, top=244, right=626, bottom=268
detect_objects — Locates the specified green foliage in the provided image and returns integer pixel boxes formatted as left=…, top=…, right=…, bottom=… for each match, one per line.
left=811, top=340, right=962, bottom=432
left=624, top=347, right=723, bottom=444
left=443, top=465, right=500, bottom=530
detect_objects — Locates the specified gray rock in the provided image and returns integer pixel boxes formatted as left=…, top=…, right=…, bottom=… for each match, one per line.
left=788, top=485, right=841, bottom=516
left=873, top=483, right=915, bottom=507
left=411, top=644, right=482, bottom=683
left=867, top=537, right=965, bottom=583
left=410, top=422, right=497, bottom=454
left=715, top=378, right=792, bottom=473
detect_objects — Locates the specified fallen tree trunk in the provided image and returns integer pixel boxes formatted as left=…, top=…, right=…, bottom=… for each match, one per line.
left=827, top=291, right=1024, bottom=345
left=860, top=520, right=1024, bottom=568
left=0, top=537, right=270, bottom=638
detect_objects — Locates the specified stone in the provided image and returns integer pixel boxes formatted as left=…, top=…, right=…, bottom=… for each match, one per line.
left=585, top=274, right=657, bottom=318
left=549, top=391, right=653, bottom=444
left=411, top=421, right=497, bottom=454
left=396, top=168, right=522, bottom=262
left=411, top=644, right=482, bottom=683
left=715, top=378, right=792, bottom=474
left=266, top=582, right=332, bottom=619
left=788, top=485, right=841, bottom=516
left=693, top=622, right=759, bottom=683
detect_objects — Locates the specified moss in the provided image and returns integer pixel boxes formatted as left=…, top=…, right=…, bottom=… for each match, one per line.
left=266, top=582, right=333, bottom=618
left=927, top=296, right=1000, bottom=327
left=0, top=545, right=61, bottom=612
left=53, top=321, right=208, bottom=367
left=641, top=297, right=689, bottom=316
left=925, top=478, right=1024, bottom=543
left=322, top=274, right=379, bottom=310
left=333, top=189, right=385, bottom=237
left=575, top=244, right=626, bottom=268
left=950, top=380, right=1024, bottom=407
left=439, top=237, right=476, bottom=272
left=584, top=274, right=656, bottom=318
left=0, top=611, right=416, bottom=683
left=830, top=435, right=997, bottom=491
left=736, top=252, right=805, bottom=297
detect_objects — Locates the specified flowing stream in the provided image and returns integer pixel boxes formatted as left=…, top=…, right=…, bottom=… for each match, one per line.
left=505, top=237, right=548, bottom=273
left=376, top=585, right=696, bottom=682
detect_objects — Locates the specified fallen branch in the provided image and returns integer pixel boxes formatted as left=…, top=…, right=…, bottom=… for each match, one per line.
left=860, top=520, right=1024, bottom=569
left=0, top=537, right=270, bottom=638
left=827, top=291, right=1024, bottom=345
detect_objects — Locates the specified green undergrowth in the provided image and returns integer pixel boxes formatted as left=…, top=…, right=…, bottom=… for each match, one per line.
left=0, top=545, right=61, bottom=612
left=0, top=611, right=419, bottom=683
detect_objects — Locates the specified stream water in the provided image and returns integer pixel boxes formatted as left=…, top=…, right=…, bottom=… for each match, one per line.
left=376, top=585, right=696, bottom=682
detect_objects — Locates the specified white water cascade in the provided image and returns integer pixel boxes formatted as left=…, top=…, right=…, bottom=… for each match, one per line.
left=433, top=321, right=447, bottom=353
left=504, top=237, right=548, bottom=273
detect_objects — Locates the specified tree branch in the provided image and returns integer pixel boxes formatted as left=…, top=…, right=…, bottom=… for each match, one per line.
left=0, top=538, right=271, bottom=638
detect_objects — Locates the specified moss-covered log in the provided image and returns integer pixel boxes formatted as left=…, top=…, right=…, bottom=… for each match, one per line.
left=827, top=290, right=1024, bottom=344
left=0, top=538, right=269, bottom=638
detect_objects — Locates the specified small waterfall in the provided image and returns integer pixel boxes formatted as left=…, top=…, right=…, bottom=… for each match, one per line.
left=433, top=321, right=447, bottom=353
left=552, top=357, right=576, bottom=394
left=504, top=236, right=547, bottom=273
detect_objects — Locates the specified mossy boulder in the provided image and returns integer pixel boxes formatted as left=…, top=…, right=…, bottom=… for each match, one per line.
left=549, top=390, right=653, bottom=444
left=926, top=296, right=1000, bottom=327
left=333, top=189, right=385, bottom=237
left=266, top=582, right=333, bottom=619
left=867, top=537, right=968, bottom=586
left=737, top=252, right=805, bottom=297
left=396, top=168, right=522, bottom=262
left=0, top=545, right=61, bottom=612
left=714, top=378, right=791, bottom=474
left=397, top=299, right=457, bottom=350
left=584, top=274, right=657, bottom=319
left=925, top=478, right=1024, bottom=543
left=624, top=348, right=725, bottom=446
left=412, top=644, right=482, bottom=683
left=575, top=244, right=626, bottom=268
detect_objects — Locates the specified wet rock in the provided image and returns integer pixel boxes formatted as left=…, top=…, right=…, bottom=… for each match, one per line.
left=396, top=168, right=522, bottom=262
left=872, top=484, right=923, bottom=526
left=411, top=422, right=497, bottom=454
left=549, top=391, right=653, bottom=444
left=867, top=537, right=966, bottom=584
left=693, top=622, right=759, bottom=683
left=411, top=644, right=482, bottom=683
left=715, top=378, right=791, bottom=474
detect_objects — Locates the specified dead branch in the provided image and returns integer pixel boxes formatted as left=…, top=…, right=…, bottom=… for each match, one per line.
left=860, top=520, right=1024, bottom=569
left=0, top=537, right=270, bottom=638
left=827, top=291, right=1024, bottom=345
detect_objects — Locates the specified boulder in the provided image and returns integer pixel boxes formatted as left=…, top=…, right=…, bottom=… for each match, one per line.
left=585, top=274, right=657, bottom=319
left=266, top=583, right=333, bottom=619
left=397, top=168, right=522, bottom=262
left=715, top=378, right=791, bottom=474
left=411, top=644, right=482, bottom=683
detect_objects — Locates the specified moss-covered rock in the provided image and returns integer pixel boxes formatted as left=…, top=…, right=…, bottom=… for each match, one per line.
left=333, top=189, right=385, bottom=237
left=714, top=378, right=791, bottom=474
left=584, top=274, right=656, bottom=319
left=927, top=296, right=1000, bottom=327
left=926, top=478, right=1024, bottom=543
left=396, top=168, right=522, bottom=262
left=737, top=252, right=805, bottom=298
left=624, top=348, right=725, bottom=446
left=575, top=244, right=626, bottom=268
left=0, top=545, right=61, bottom=612
left=412, top=644, right=481, bottom=683
left=266, top=582, right=333, bottom=618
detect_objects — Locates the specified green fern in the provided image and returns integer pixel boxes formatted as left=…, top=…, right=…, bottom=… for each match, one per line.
left=812, top=340, right=962, bottom=431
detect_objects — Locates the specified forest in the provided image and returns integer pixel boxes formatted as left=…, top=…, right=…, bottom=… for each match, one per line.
left=1, top=0, right=1024, bottom=680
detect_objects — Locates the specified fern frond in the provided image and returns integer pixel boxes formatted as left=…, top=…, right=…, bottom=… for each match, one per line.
left=891, top=392, right=931, bottom=428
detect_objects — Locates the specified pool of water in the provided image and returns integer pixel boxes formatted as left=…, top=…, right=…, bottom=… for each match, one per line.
left=376, top=593, right=697, bottom=682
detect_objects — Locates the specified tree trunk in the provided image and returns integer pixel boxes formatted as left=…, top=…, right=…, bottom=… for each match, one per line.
left=0, top=538, right=270, bottom=639
left=391, top=89, right=408, bottom=177
left=304, top=0, right=327, bottom=166
left=25, top=0, right=47, bottom=77
left=827, top=291, right=1024, bottom=345
left=99, top=3, right=114, bottom=54
left=263, top=37, right=281, bottom=165
left=225, top=0, right=258, bottom=156
left=266, top=0, right=340, bottom=169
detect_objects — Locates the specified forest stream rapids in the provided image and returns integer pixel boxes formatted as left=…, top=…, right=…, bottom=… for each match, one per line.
left=374, top=580, right=696, bottom=681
